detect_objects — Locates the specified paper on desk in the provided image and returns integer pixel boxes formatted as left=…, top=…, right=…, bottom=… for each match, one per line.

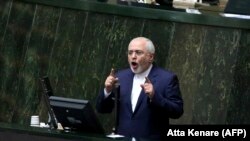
left=186, top=8, right=201, bottom=14
left=173, top=0, right=197, bottom=9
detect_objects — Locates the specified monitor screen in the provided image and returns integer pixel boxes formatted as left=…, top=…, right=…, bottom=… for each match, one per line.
left=224, top=0, right=250, bottom=15
left=49, top=96, right=105, bottom=135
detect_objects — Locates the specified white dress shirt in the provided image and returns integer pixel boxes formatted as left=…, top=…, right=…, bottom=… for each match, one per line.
left=104, top=64, right=153, bottom=112
left=131, top=64, right=152, bottom=112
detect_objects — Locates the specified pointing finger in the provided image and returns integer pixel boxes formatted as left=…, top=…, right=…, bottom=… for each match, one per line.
left=140, top=84, right=144, bottom=89
left=145, top=77, right=151, bottom=83
left=110, top=68, right=115, bottom=77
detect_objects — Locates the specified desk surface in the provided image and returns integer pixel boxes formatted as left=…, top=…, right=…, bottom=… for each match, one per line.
left=0, top=122, right=104, bottom=141
left=0, top=122, right=154, bottom=141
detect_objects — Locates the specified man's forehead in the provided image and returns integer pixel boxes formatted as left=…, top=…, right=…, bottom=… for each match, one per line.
left=128, top=46, right=144, bottom=50
left=128, top=40, right=146, bottom=50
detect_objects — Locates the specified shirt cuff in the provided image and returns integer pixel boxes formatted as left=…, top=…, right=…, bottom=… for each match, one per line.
left=104, top=88, right=111, bottom=98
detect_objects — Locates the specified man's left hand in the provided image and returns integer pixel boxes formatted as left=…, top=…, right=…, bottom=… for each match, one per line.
left=141, top=77, right=154, bottom=99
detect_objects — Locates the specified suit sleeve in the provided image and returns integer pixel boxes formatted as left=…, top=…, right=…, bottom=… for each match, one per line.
left=96, top=90, right=115, bottom=113
left=151, top=74, right=184, bottom=119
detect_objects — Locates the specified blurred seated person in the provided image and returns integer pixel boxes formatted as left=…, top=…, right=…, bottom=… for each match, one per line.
left=116, top=0, right=219, bottom=6
left=155, top=0, right=173, bottom=6
left=155, top=0, right=219, bottom=6
left=117, top=0, right=173, bottom=6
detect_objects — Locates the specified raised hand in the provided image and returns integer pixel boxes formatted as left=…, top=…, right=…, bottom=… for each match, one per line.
left=141, top=77, right=154, bottom=99
left=105, top=68, right=118, bottom=93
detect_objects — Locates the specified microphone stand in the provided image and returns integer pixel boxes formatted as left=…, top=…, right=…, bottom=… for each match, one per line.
left=40, top=77, right=58, bottom=130
left=107, top=82, right=124, bottom=138
left=112, top=82, right=120, bottom=134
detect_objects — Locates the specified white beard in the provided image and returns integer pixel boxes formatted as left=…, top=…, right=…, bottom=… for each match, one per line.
left=130, top=65, right=143, bottom=74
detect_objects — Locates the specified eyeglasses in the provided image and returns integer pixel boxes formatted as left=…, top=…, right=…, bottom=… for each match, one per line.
left=127, top=50, right=144, bottom=56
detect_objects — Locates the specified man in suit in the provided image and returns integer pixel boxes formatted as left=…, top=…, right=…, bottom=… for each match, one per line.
left=96, top=37, right=183, bottom=140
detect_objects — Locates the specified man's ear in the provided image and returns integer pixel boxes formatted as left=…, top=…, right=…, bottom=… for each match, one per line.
left=149, top=53, right=154, bottom=63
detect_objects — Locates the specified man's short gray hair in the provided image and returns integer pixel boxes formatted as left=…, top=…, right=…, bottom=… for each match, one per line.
left=130, top=37, right=155, bottom=54
left=144, top=38, right=155, bottom=54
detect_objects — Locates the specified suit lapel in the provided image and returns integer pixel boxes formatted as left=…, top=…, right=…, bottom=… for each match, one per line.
left=133, top=66, right=158, bottom=115
left=123, top=71, right=134, bottom=114
left=133, top=90, right=145, bottom=115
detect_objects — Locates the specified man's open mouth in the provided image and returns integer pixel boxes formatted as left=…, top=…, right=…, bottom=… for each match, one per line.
left=131, top=62, right=138, bottom=69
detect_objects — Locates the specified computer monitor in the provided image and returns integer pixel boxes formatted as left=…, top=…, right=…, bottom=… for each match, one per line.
left=224, top=0, right=250, bottom=15
left=49, top=96, right=105, bottom=134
